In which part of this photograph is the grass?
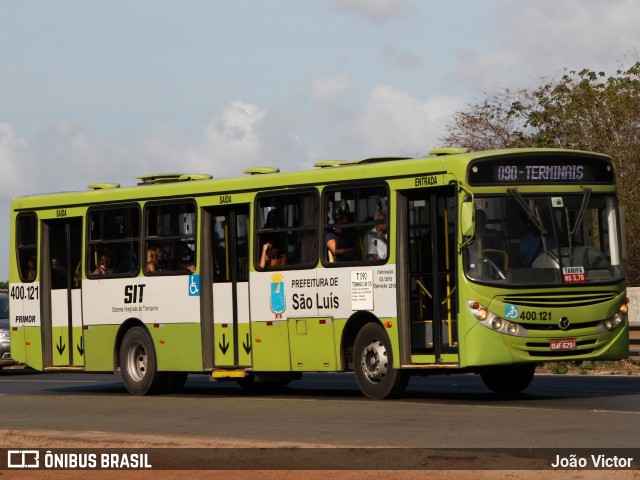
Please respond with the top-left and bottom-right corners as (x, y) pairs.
(541, 359), (640, 375)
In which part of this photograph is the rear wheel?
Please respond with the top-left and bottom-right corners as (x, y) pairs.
(480, 364), (536, 395)
(119, 326), (168, 395)
(353, 322), (408, 399)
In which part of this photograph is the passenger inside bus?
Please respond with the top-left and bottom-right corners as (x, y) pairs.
(325, 209), (356, 262)
(146, 245), (160, 272)
(366, 211), (388, 260)
(93, 249), (114, 275)
(26, 254), (37, 281)
(174, 242), (196, 273)
(259, 209), (285, 268)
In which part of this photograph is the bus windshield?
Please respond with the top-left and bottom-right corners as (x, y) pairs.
(463, 192), (624, 286)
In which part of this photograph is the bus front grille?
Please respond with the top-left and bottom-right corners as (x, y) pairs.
(501, 291), (616, 308)
(520, 321), (601, 331)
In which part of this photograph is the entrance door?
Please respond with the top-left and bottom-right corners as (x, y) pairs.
(202, 206), (251, 368)
(41, 218), (84, 367)
(399, 186), (458, 363)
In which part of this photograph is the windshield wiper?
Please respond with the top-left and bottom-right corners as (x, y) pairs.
(563, 187), (591, 266)
(569, 187), (592, 237)
(507, 188), (547, 235)
(507, 188), (552, 260)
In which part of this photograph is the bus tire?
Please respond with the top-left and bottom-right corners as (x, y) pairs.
(119, 326), (167, 395)
(480, 364), (536, 395)
(353, 322), (408, 399)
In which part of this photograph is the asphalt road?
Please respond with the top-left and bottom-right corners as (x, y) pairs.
(1, 368), (639, 451)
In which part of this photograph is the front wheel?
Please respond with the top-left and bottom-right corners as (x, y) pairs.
(119, 326), (168, 395)
(480, 364), (536, 395)
(353, 322), (408, 399)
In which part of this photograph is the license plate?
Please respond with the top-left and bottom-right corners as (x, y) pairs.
(550, 338), (577, 351)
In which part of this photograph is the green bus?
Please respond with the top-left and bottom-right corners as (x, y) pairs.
(8, 147), (628, 398)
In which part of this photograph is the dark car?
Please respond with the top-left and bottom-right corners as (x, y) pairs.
(0, 291), (17, 369)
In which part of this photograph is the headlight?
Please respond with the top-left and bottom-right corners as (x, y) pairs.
(0, 330), (9, 340)
(468, 301), (527, 337)
(597, 310), (626, 333)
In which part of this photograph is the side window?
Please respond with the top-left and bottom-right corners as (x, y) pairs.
(322, 184), (389, 265)
(144, 202), (197, 275)
(255, 191), (318, 270)
(87, 206), (140, 277)
(17, 213), (38, 282)
(212, 211), (249, 283)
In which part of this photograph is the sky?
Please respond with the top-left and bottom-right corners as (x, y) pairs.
(1, 0), (639, 280)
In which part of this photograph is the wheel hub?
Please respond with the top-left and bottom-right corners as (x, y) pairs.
(126, 342), (147, 382)
(360, 339), (388, 383)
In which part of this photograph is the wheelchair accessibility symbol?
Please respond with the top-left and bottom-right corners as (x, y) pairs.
(505, 304), (519, 319)
(189, 274), (200, 296)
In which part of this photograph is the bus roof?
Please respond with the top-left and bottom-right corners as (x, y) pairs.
(11, 147), (613, 210)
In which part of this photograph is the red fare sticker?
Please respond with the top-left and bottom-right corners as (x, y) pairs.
(562, 266), (585, 283)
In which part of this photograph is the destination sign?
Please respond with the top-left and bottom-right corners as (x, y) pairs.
(467, 154), (615, 186)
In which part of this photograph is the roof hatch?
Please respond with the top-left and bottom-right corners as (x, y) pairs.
(428, 147), (470, 156)
(88, 183), (120, 190)
(244, 167), (280, 175)
(314, 157), (411, 168)
(136, 173), (213, 185)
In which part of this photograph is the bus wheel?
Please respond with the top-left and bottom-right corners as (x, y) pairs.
(119, 326), (166, 395)
(353, 323), (408, 399)
(480, 364), (536, 395)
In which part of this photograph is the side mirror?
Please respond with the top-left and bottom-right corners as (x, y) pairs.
(460, 201), (474, 237)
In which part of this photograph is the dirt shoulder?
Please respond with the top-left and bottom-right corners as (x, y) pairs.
(1, 429), (639, 480)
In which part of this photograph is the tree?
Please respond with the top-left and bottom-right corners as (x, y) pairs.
(441, 63), (640, 284)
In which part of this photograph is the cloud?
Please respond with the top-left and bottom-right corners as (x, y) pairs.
(451, 0), (640, 92)
(328, 0), (411, 22)
(453, 48), (524, 91)
(0, 123), (39, 280)
(0, 86), (464, 197)
(347, 85), (465, 156)
(309, 76), (350, 106)
(501, 0), (640, 70)
(186, 101), (280, 176)
(382, 45), (422, 69)
(0, 123), (36, 198)
(304, 80), (465, 159)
